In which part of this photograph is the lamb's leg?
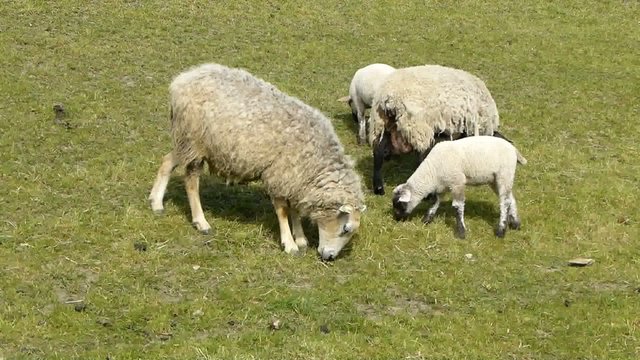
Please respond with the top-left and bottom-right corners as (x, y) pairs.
(373, 132), (389, 195)
(185, 160), (211, 234)
(289, 208), (308, 254)
(451, 186), (466, 239)
(507, 193), (521, 230)
(272, 197), (300, 255)
(149, 151), (178, 214)
(422, 193), (441, 225)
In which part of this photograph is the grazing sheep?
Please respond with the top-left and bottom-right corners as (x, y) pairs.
(338, 63), (396, 145)
(368, 64), (505, 195)
(148, 63), (366, 261)
(392, 136), (527, 239)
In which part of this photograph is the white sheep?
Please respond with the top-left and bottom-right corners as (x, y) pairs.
(392, 136), (527, 239)
(148, 63), (366, 261)
(368, 64), (506, 195)
(338, 63), (396, 145)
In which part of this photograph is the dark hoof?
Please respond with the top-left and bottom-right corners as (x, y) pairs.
(509, 220), (521, 230)
(422, 214), (435, 225)
(455, 228), (466, 239)
(294, 247), (306, 256)
(495, 227), (506, 238)
(199, 229), (210, 235)
(153, 209), (164, 216)
(374, 186), (385, 195)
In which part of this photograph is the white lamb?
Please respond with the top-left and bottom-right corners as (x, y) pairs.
(392, 136), (527, 239)
(338, 63), (396, 144)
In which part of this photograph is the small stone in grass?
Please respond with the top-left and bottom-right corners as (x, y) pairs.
(269, 319), (281, 330)
(568, 258), (594, 267)
(320, 324), (330, 334)
(97, 318), (112, 327)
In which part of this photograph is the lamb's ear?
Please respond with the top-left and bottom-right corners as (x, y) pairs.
(339, 205), (354, 214)
(398, 188), (411, 203)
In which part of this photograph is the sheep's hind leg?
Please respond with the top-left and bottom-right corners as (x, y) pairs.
(507, 193), (521, 230)
(185, 160), (211, 234)
(149, 151), (178, 214)
(451, 186), (466, 239)
(422, 193), (441, 225)
(495, 193), (511, 238)
(289, 207), (308, 255)
(272, 198), (300, 256)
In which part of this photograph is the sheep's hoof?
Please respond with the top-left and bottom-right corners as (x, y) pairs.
(285, 247), (301, 257)
(153, 209), (164, 216)
(373, 186), (385, 195)
(508, 219), (521, 230)
(192, 222), (211, 235)
(495, 227), (506, 238)
(455, 230), (466, 239)
(422, 213), (435, 225)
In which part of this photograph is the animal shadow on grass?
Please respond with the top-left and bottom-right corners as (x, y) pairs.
(356, 152), (420, 194)
(163, 176), (320, 248)
(401, 198), (501, 237)
(335, 112), (358, 134)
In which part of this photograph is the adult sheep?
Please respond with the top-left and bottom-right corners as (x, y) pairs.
(148, 63), (366, 261)
(338, 63), (396, 145)
(368, 64), (508, 195)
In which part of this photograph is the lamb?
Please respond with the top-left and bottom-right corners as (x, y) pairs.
(368, 64), (508, 195)
(338, 63), (396, 145)
(392, 136), (527, 239)
(148, 63), (366, 261)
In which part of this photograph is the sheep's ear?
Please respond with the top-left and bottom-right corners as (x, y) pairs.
(358, 205), (367, 213)
(398, 189), (411, 203)
(339, 205), (354, 214)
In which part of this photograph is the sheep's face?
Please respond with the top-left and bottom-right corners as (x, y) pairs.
(316, 205), (366, 261)
(392, 185), (413, 221)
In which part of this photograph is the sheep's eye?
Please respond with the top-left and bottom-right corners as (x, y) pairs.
(340, 223), (352, 235)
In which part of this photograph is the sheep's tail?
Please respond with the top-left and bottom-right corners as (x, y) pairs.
(515, 148), (527, 165)
(337, 96), (351, 106)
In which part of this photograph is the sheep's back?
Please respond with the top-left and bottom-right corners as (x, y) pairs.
(169, 64), (343, 183)
(369, 65), (500, 152)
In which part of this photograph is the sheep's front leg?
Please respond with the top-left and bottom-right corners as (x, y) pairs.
(149, 151), (178, 214)
(421, 193), (441, 225)
(272, 198), (300, 256)
(372, 133), (389, 195)
(289, 208), (308, 254)
(451, 186), (466, 239)
(185, 160), (211, 234)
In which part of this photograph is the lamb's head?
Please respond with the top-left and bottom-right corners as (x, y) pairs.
(316, 204), (366, 261)
(392, 184), (416, 221)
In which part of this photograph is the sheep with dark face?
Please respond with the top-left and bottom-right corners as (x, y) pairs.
(368, 65), (505, 195)
(149, 63), (366, 261)
(392, 136), (527, 239)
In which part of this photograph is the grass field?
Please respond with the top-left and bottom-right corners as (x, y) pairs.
(1, 1), (639, 359)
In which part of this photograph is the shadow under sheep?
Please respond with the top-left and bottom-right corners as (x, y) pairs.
(162, 176), (321, 248)
(392, 197), (503, 236)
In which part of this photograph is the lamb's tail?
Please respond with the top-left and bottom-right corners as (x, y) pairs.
(515, 148), (527, 165)
(337, 95), (351, 103)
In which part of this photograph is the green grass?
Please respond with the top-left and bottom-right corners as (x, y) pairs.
(1, 0), (639, 359)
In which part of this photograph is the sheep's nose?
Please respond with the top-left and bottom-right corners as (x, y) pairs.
(320, 248), (337, 261)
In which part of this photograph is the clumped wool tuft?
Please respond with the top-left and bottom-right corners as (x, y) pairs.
(168, 63), (365, 220)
